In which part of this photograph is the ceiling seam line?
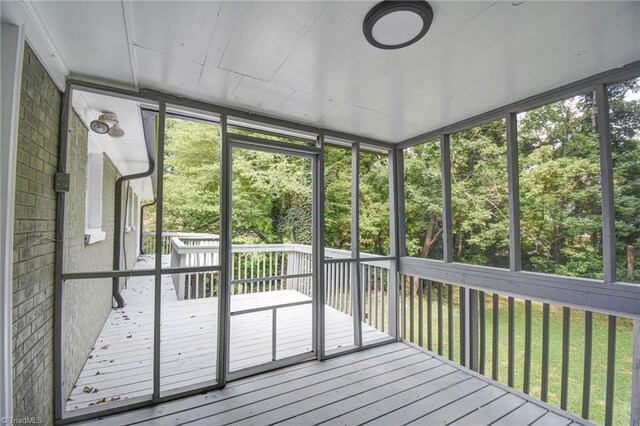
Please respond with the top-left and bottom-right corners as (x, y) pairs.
(198, 1), (223, 82)
(267, 1), (331, 83)
(121, 0), (139, 88)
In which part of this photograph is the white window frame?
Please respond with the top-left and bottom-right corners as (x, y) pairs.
(125, 188), (136, 233)
(85, 151), (106, 244)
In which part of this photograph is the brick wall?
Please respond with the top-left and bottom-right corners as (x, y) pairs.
(12, 42), (140, 422)
(12, 42), (61, 425)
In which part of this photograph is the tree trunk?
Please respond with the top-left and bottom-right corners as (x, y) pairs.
(420, 213), (442, 259)
(552, 224), (561, 262)
(628, 245), (635, 278)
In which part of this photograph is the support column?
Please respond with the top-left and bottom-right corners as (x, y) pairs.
(217, 115), (231, 384)
(440, 134), (453, 263)
(351, 142), (362, 347)
(314, 134), (326, 359)
(596, 84), (616, 284)
(388, 147), (402, 339)
(152, 102), (166, 398)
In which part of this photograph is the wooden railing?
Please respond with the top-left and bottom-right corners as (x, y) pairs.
(142, 231), (219, 255)
(399, 273), (640, 426)
(167, 235), (392, 336)
(323, 259), (392, 336)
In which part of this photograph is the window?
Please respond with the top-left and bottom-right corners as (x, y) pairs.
(132, 193), (139, 231)
(84, 152), (105, 244)
(518, 93), (602, 279)
(609, 77), (640, 284)
(451, 120), (509, 268)
(403, 139), (443, 260)
(359, 149), (390, 256)
(125, 187), (136, 232)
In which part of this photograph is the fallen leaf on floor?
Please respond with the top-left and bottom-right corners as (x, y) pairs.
(191, 315), (196, 318)
(95, 398), (107, 404)
(126, 335), (132, 338)
(95, 371), (101, 376)
(100, 345), (110, 350)
(82, 386), (94, 394)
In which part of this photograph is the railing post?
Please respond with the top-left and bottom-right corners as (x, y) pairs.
(467, 288), (478, 371)
(272, 307), (277, 361)
(178, 251), (186, 300)
(632, 319), (640, 426)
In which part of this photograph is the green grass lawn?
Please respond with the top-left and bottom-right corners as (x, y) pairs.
(401, 287), (634, 426)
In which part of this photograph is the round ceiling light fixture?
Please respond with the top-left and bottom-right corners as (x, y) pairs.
(363, 0), (433, 50)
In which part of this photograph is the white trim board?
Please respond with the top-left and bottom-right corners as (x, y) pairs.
(0, 19), (26, 422)
(1, 0), (68, 91)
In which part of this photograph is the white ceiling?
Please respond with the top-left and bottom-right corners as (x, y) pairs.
(21, 1), (640, 142)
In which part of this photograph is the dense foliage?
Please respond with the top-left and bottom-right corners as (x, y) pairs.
(148, 78), (639, 281)
(404, 79), (640, 281)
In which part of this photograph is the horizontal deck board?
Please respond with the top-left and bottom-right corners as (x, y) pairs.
(72, 257), (588, 426)
(86, 341), (588, 426)
(492, 402), (549, 426)
(136, 350), (424, 425)
(97, 344), (407, 425)
(452, 393), (526, 425)
(68, 278), (388, 410)
(530, 412), (574, 426)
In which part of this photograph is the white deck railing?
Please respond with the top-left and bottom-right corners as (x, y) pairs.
(142, 231), (219, 255)
(166, 234), (391, 324)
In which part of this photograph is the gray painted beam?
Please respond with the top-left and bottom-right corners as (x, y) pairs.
(217, 114), (231, 385)
(54, 81), (73, 420)
(351, 142), (362, 348)
(153, 102), (166, 398)
(315, 134), (326, 359)
(596, 84), (616, 284)
(400, 256), (640, 318)
(440, 135), (453, 263)
(506, 113), (521, 272)
(387, 147), (401, 338)
(227, 133), (321, 156)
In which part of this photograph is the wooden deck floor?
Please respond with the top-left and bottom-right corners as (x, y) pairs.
(67, 256), (389, 411)
(84, 342), (589, 426)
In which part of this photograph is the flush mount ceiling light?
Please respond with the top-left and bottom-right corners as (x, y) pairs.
(363, 0), (433, 50)
(90, 111), (125, 138)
